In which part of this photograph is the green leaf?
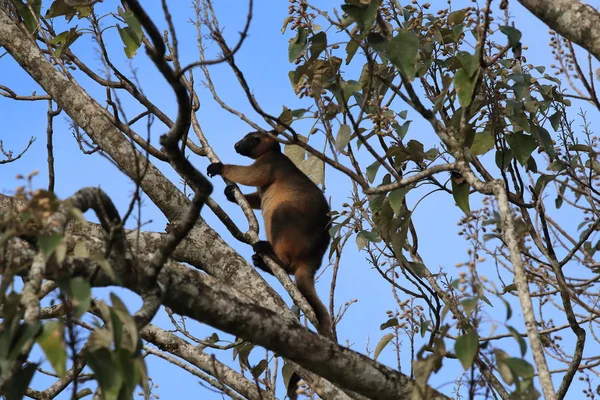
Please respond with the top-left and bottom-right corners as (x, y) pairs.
(504, 357), (534, 379)
(456, 51), (478, 77)
(291, 108), (309, 118)
(454, 330), (479, 369)
(336, 124), (351, 151)
(251, 359), (268, 378)
(366, 161), (381, 183)
(309, 32), (327, 60)
(419, 318), (431, 338)
(91, 254), (117, 282)
(412, 352), (444, 399)
(328, 236), (341, 259)
(10, 0), (38, 33)
(368, 31), (419, 80)
(454, 68), (479, 107)
(388, 186), (410, 215)
(463, 124), (476, 149)
(345, 39), (360, 64)
(392, 120), (411, 139)
(534, 174), (555, 196)
(499, 26), (522, 49)
(205, 333), (220, 344)
(279, 106), (293, 126)
(45, 0), (90, 20)
(6, 363), (37, 400)
(447, 9), (467, 26)
(289, 28), (308, 62)
(66, 277), (91, 318)
(461, 297), (479, 315)
(470, 131), (494, 155)
(549, 160), (566, 172)
(503, 283), (517, 293)
(380, 318), (399, 330)
(134, 357), (149, 397)
(360, 230), (380, 242)
(8, 322), (42, 361)
(121, 10), (143, 43)
(46, 0), (76, 19)
(495, 149), (513, 170)
(406, 261), (426, 277)
(110, 294), (138, 354)
(117, 26), (142, 59)
(85, 348), (122, 400)
(233, 341), (255, 366)
(282, 362), (296, 390)
(76, 389), (93, 399)
(356, 232), (368, 250)
(498, 296), (513, 320)
(369, 194), (385, 213)
(425, 147), (439, 160)
(507, 326), (527, 357)
(527, 157), (538, 172)
(284, 135), (308, 166)
(530, 124), (555, 160)
(281, 16), (292, 33)
(451, 180), (470, 214)
(374, 333), (394, 360)
(73, 5), (91, 17)
(391, 218), (410, 256)
(406, 140), (426, 163)
(555, 182), (567, 209)
(549, 111), (561, 131)
(38, 234), (64, 257)
(505, 132), (537, 165)
(299, 154), (325, 186)
(494, 350), (514, 385)
(526, 156), (538, 172)
(37, 321), (67, 377)
(341, 0), (380, 32)
(115, 351), (138, 400)
(27, 0), (42, 16)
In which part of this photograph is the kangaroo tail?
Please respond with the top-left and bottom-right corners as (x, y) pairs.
(294, 263), (332, 338)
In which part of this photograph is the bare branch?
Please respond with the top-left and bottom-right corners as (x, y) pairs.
(0, 84), (50, 100)
(179, 0), (253, 74)
(142, 324), (274, 400)
(0, 137), (36, 165)
(365, 163), (457, 194)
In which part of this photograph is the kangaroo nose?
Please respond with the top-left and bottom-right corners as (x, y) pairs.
(234, 142), (241, 151)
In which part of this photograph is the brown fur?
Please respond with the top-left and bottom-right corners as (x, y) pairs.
(208, 130), (333, 339)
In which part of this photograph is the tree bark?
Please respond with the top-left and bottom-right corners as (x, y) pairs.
(3, 235), (452, 400)
(0, 5), (452, 399)
(0, 5), (288, 318)
(516, 0), (600, 61)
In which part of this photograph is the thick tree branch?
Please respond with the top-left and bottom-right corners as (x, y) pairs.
(517, 0), (600, 61)
(4, 237), (449, 400)
(0, 193), (351, 399)
(0, 5), (293, 332)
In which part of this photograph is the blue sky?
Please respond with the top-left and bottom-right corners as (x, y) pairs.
(1, 0), (598, 398)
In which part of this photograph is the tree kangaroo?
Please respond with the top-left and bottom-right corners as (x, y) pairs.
(206, 130), (333, 339)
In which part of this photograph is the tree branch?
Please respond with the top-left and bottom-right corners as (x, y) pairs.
(4, 237), (450, 400)
(516, 0), (600, 62)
